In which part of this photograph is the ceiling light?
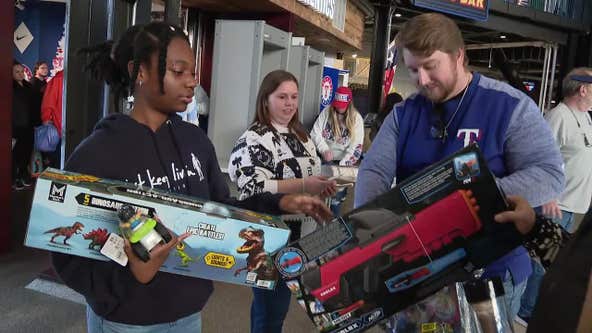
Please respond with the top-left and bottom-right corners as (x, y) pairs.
(352, 54), (357, 58)
(394, 13), (402, 18)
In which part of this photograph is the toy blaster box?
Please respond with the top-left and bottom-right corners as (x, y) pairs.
(274, 144), (523, 332)
(25, 168), (291, 290)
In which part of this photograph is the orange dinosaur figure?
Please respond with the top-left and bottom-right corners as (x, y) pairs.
(44, 222), (85, 245)
(233, 227), (277, 281)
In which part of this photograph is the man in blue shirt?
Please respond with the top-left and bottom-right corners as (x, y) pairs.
(355, 13), (564, 320)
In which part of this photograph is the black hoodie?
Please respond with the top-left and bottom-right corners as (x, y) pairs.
(51, 114), (283, 325)
(12, 80), (34, 130)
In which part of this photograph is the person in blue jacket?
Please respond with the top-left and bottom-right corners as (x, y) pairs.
(51, 22), (331, 333)
(355, 13), (564, 320)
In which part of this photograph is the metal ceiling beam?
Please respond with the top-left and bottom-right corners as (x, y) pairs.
(469, 66), (556, 82)
(466, 41), (551, 50)
(463, 30), (503, 40)
(470, 58), (545, 65)
(389, 3), (570, 45)
(352, 0), (375, 19)
(472, 14), (568, 45)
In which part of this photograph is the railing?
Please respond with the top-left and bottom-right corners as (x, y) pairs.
(506, 0), (586, 19)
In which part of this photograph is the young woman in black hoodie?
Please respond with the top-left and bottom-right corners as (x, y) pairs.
(51, 22), (331, 333)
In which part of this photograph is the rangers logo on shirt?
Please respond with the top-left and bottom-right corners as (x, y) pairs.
(457, 129), (481, 147)
(321, 76), (333, 106)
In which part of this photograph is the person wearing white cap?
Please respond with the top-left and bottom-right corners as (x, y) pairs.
(517, 67), (592, 325)
(540, 67), (592, 231)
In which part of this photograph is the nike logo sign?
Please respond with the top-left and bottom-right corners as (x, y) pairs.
(16, 35), (26, 41)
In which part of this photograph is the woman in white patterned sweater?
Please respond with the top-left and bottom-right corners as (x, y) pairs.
(228, 70), (336, 333)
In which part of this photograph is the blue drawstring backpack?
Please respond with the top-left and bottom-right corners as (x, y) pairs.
(34, 124), (60, 152)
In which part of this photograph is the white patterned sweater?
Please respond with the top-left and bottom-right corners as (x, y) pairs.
(228, 122), (321, 201)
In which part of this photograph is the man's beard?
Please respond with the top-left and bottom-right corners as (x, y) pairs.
(420, 84), (452, 103)
(419, 66), (458, 103)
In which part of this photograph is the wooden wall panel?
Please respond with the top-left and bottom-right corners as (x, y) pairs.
(0, 0), (14, 253)
(271, 0), (365, 50)
(183, 0), (365, 51)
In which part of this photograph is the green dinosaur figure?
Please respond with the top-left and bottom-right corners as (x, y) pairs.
(176, 243), (194, 267)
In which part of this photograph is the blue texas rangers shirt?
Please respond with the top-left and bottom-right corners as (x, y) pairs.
(356, 72), (565, 284)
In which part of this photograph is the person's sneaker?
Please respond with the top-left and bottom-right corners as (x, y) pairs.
(12, 179), (25, 191)
(515, 315), (529, 327)
(22, 177), (33, 187)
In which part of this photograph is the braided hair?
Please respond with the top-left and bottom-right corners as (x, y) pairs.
(78, 22), (189, 113)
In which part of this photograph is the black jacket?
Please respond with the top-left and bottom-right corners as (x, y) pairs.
(12, 80), (34, 129)
(30, 77), (46, 126)
(52, 114), (283, 325)
(528, 211), (592, 332)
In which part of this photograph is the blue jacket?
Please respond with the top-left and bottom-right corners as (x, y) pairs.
(355, 73), (564, 283)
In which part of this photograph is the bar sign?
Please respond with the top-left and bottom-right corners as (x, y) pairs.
(413, 0), (489, 21)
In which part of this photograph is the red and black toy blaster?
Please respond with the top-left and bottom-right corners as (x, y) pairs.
(300, 190), (481, 308)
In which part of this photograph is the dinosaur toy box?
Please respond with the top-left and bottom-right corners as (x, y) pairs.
(273, 144), (523, 332)
(25, 168), (290, 290)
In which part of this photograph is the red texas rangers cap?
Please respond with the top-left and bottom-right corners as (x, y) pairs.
(332, 86), (352, 109)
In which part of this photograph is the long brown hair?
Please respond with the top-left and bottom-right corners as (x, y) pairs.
(254, 70), (309, 142)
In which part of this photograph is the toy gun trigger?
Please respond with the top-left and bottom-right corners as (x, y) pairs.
(362, 252), (392, 295)
(362, 236), (407, 294)
(381, 235), (406, 253)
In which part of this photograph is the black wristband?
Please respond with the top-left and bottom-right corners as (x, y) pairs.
(524, 214), (548, 242)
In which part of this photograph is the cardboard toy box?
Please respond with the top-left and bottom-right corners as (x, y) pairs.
(273, 145), (523, 332)
(385, 284), (464, 333)
(25, 168), (291, 290)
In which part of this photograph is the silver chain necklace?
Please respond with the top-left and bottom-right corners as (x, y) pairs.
(431, 83), (470, 143)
